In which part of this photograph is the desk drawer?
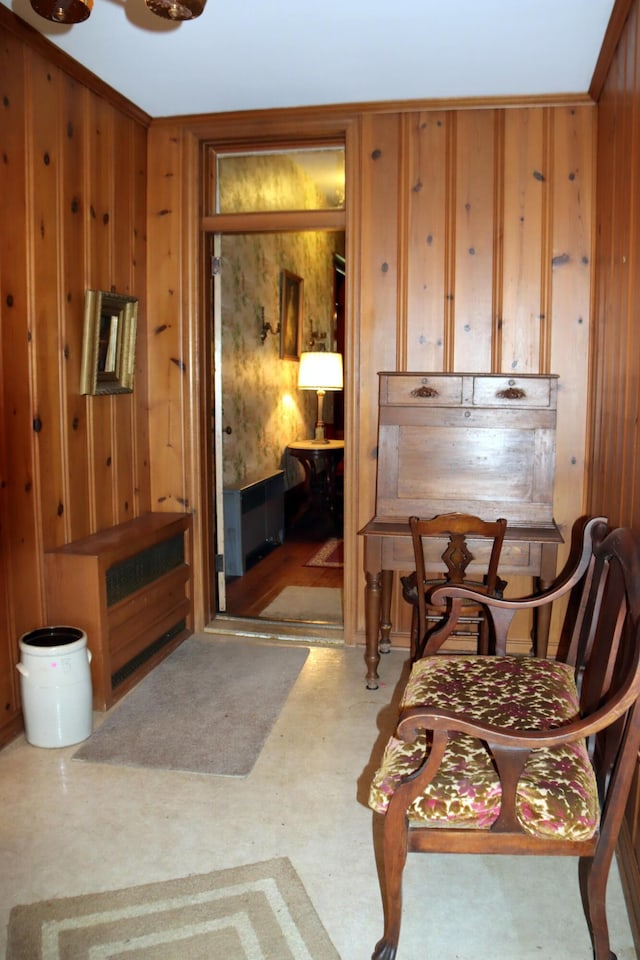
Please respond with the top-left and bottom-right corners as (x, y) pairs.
(471, 375), (554, 408)
(384, 537), (541, 578)
(382, 375), (464, 406)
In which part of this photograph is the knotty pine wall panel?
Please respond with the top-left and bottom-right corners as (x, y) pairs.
(590, 0), (640, 533)
(405, 111), (448, 371)
(451, 110), (497, 372)
(500, 108), (546, 372)
(146, 101), (595, 644)
(88, 96), (117, 531)
(0, 28), (32, 740)
(369, 104), (593, 642)
(0, 14), (150, 744)
(589, 1), (640, 941)
(356, 113), (403, 532)
(61, 76), (92, 542)
(146, 123), (192, 514)
(549, 106), (593, 545)
(30, 53), (67, 558)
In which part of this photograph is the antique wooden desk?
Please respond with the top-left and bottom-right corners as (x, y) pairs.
(360, 372), (562, 689)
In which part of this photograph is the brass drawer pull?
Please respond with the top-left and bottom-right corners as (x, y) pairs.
(410, 386), (439, 399)
(496, 387), (526, 400)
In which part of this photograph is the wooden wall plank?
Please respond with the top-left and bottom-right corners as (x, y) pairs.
(500, 108), (546, 373)
(356, 113), (402, 537)
(87, 96), (116, 531)
(28, 51), (65, 558)
(146, 124), (189, 512)
(549, 105), (594, 555)
(61, 75), (91, 543)
(451, 110), (497, 371)
(405, 111), (448, 371)
(112, 112), (136, 523)
(0, 32), (43, 641)
(131, 121), (151, 519)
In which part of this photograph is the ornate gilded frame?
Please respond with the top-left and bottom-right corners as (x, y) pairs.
(80, 289), (138, 395)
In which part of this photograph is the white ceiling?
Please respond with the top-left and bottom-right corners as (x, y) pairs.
(1, 0), (616, 119)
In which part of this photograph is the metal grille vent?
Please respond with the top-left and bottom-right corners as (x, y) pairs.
(106, 535), (185, 607)
(111, 619), (186, 689)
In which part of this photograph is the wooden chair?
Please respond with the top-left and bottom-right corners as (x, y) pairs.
(400, 513), (507, 659)
(369, 515), (640, 960)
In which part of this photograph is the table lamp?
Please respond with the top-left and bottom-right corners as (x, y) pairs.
(297, 351), (343, 444)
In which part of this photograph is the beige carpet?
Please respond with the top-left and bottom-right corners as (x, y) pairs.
(259, 586), (343, 623)
(73, 636), (309, 776)
(6, 857), (341, 960)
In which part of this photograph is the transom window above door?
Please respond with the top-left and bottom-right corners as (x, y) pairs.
(209, 146), (345, 215)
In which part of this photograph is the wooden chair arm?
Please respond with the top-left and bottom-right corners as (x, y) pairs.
(430, 515), (608, 612)
(423, 516), (609, 656)
(396, 660), (640, 748)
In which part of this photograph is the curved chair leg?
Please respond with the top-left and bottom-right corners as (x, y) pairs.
(579, 854), (617, 960)
(372, 810), (409, 960)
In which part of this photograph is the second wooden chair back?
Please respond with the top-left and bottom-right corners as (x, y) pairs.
(405, 512), (507, 659)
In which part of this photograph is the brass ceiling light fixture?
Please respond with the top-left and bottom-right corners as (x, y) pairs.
(30, 0), (92, 23)
(144, 0), (206, 18)
(29, 0), (206, 21)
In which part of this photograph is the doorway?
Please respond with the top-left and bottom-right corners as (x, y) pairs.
(212, 229), (346, 626)
(202, 142), (347, 631)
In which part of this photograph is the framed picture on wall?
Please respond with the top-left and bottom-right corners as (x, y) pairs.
(279, 270), (303, 360)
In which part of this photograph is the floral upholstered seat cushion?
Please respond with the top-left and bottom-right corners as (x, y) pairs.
(369, 656), (599, 841)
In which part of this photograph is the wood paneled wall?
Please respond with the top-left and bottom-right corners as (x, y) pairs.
(147, 100), (594, 646)
(589, 0), (640, 945)
(0, 11), (150, 745)
(590, 0), (640, 531)
(0, 6), (600, 742)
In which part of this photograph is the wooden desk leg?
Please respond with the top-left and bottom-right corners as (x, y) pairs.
(365, 570), (382, 689)
(379, 569), (393, 654)
(534, 542), (559, 659)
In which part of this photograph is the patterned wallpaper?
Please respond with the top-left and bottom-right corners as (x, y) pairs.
(220, 156), (344, 490)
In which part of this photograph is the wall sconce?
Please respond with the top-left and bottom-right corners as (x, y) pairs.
(259, 306), (280, 344)
(308, 327), (328, 350)
(297, 351), (343, 444)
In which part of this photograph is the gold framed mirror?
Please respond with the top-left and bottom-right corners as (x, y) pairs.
(80, 289), (138, 395)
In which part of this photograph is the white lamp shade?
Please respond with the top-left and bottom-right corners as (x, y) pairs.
(297, 351), (343, 391)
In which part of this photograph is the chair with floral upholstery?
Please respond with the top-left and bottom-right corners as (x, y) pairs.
(369, 515), (640, 960)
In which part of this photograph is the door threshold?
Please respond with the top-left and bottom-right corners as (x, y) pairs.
(204, 614), (344, 646)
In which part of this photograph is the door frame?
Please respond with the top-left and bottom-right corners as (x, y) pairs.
(147, 116), (361, 645)
(199, 135), (355, 635)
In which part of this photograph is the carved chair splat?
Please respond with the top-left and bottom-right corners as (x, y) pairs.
(401, 513), (507, 659)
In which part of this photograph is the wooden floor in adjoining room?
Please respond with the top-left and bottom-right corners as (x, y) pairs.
(224, 534), (343, 620)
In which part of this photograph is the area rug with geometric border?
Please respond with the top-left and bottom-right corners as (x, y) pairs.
(72, 636), (309, 777)
(6, 857), (342, 960)
(304, 538), (344, 568)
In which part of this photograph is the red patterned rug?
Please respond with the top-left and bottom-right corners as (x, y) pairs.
(304, 538), (344, 568)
